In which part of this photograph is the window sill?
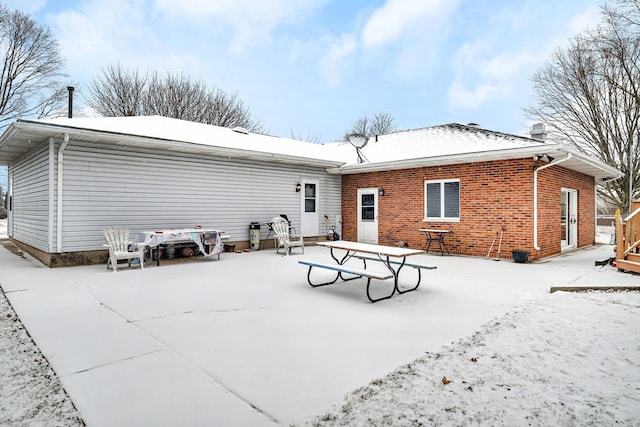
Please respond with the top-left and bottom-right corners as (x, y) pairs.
(423, 217), (460, 223)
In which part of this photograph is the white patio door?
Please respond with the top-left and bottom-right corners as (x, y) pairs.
(561, 188), (578, 250)
(300, 179), (319, 237)
(357, 188), (378, 244)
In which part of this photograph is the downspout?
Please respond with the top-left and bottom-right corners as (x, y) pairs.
(56, 133), (69, 253)
(48, 138), (55, 251)
(7, 172), (12, 237)
(533, 153), (571, 251)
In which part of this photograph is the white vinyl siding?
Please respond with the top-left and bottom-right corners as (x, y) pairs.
(424, 179), (460, 222)
(9, 142), (51, 251)
(56, 140), (341, 251)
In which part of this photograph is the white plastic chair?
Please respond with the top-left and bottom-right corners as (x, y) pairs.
(102, 226), (144, 271)
(272, 219), (304, 255)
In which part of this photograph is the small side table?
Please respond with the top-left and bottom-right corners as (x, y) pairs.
(418, 229), (452, 256)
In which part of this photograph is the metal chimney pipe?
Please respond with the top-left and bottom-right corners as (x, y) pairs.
(67, 86), (74, 118)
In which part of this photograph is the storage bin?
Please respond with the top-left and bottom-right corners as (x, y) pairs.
(512, 250), (529, 263)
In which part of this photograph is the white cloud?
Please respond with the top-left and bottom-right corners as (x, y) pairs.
(152, 0), (328, 54)
(49, 0), (156, 76)
(481, 50), (539, 81)
(447, 80), (508, 110)
(447, 39), (538, 110)
(320, 33), (357, 86)
(361, 0), (459, 49)
(353, 0), (462, 81)
(448, 1), (600, 109)
(569, 5), (601, 34)
(2, 0), (45, 14)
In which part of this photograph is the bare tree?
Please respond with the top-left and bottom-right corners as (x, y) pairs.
(86, 65), (263, 132)
(204, 89), (262, 131)
(289, 129), (321, 143)
(142, 71), (210, 121)
(343, 112), (398, 141)
(526, 0), (640, 214)
(0, 5), (67, 130)
(86, 64), (146, 117)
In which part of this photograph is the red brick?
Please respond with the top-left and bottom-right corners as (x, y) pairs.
(341, 159), (595, 261)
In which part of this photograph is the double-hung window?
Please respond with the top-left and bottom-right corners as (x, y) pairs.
(424, 179), (460, 221)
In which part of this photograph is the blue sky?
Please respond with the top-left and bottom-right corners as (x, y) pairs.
(6, 0), (602, 143)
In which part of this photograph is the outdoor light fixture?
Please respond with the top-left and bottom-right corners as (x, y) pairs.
(379, 188), (385, 196)
(295, 183), (301, 192)
(534, 154), (555, 163)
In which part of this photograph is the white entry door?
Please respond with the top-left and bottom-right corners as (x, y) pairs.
(357, 188), (378, 244)
(300, 180), (319, 237)
(561, 188), (578, 250)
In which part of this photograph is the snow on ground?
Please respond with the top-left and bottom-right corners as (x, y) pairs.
(0, 219), (638, 426)
(0, 288), (84, 426)
(1, 219), (81, 425)
(307, 291), (640, 426)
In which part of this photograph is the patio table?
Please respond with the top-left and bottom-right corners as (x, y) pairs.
(134, 228), (230, 266)
(418, 229), (452, 256)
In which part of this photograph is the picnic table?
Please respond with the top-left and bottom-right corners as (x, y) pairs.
(418, 229), (452, 256)
(134, 228), (230, 266)
(299, 240), (435, 302)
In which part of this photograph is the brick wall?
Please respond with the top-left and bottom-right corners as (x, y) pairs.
(537, 165), (595, 258)
(341, 158), (595, 260)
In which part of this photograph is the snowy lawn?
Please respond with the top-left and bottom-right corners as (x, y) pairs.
(0, 222), (638, 426)
(308, 291), (640, 426)
(0, 287), (83, 426)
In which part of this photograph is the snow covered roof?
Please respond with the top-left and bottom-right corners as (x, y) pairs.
(0, 116), (345, 168)
(329, 123), (622, 180)
(0, 117), (622, 180)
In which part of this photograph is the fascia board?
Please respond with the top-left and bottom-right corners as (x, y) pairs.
(328, 144), (623, 179)
(329, 146), (555, 174)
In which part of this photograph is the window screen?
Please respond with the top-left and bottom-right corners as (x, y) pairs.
(305, 183), (316, 213)
(443, 181), (459, 218)
(426, 183), (441, 218)
(425, 180), (459, 220)
(361, 193), (375, 220)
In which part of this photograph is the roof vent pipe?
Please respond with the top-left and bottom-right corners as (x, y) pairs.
(530, 122), (547, 140)
(67, 86), (74, 118)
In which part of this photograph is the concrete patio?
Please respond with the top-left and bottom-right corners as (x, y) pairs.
(0, 236), (636, 426)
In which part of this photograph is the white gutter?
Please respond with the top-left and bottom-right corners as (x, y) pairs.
(56, 133), (69, 253)
(330, 145), (556, 174)
(48, 138), (55, 251)
(533, 153), (571, 251)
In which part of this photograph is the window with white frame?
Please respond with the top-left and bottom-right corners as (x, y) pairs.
(424, 179), (460, 221)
